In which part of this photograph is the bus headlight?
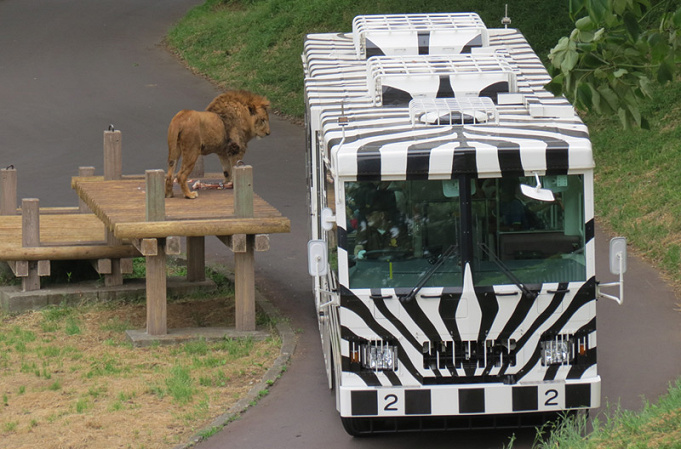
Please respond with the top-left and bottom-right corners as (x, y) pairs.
(541, 337), (573, 366)
(362, 341), (398, 371)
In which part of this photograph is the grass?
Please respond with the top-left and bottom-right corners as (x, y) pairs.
(167, 0), (681, 447)
(0, 263), (281, 448)
(166, 0), (573, 118)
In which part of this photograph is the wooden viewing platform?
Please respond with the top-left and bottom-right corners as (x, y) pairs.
(1, 166), (139, 291)
(2, 128), (291, 342)
(73, 163), (290, 338)
(72, 176), (289, 239)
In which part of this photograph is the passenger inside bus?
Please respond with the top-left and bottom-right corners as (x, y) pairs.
(353, 201), (410, 260)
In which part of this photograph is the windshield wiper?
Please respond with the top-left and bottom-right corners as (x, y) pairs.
(400, 245), (458, 304)
(478, 243), (537, 300)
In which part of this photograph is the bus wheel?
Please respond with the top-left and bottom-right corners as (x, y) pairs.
(341, 417), (370, 437)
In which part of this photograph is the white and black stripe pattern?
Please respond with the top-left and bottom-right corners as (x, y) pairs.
(305, 16), (599, 420)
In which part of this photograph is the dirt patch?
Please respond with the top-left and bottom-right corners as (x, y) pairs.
(0, 296), (281, 448)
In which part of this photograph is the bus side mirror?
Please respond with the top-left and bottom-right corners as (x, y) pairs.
(308, 240), (328, 276)
(598, 237), (627, 305)
(609, 237), (627, 275)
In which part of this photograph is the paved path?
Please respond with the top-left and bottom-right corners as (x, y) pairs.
(1, 2), (679, 448)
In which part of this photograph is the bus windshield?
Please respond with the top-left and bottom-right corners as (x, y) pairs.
(344, 175), (586, 290)
(345, 180), (463, 289)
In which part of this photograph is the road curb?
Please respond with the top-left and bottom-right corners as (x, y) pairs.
(175, 282), (298, 449)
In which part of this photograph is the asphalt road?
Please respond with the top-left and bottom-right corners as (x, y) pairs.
(1, 1), (679, 448)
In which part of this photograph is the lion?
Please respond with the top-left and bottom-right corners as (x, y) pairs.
(165, 90), (271, 199)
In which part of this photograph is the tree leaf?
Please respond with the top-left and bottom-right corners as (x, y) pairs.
(576, 82), (594, 109)
(623, 12), (640, 41)
(561, 47), (579, 73)
(613, 68), (628, 78)
(545, 74), (566, 96)
(570, 0), (587, 20)
(576, 16), (595, 31)
(674, 7), (681, 28)
(597, 85), (619, 111)
(657, 59), (674, 83)
(617, 107), (631, 130)
(588, 0), (610, 24)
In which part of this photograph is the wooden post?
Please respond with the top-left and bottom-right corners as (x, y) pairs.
(234, 165), (256, 332)
(102, 129), (124, 286)
(103, 129), (122, 181)
(145, 169), (167, 336)
(1, 167), (17, 216)
(186, 236), (205, 282)
(21, 198), (41, 291)
(78, 166), (95, 213)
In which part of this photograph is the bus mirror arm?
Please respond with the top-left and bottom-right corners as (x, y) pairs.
(597, 237), (627, 305)
(321, 207), (336, 231)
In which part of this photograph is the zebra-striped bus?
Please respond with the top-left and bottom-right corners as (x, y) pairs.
(304, 13), (625, 435)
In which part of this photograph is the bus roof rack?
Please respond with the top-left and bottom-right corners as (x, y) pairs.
(410, 97), (499, 126)
(352, 13), (489, 59)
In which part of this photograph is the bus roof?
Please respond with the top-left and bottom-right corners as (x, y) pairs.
(303, 17), (594, 180)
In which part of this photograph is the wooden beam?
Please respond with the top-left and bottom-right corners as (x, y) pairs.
(217, 234), (247, 253)
(91, 258), (112, 274)
(0, 244), (139, 261)
(113, 217), (290, 239)
(165, 236), (181, 255)
(8, 260), (28, 277)
(120, 257), (133, 274)
(255, 234), (270, 252)
(132, 238), (158, 256)
(37, 260), (50, 277)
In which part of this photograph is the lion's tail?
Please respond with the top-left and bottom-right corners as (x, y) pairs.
(167, 111), (186, 177)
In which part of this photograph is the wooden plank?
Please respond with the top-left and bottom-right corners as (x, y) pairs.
(0, 167), (17, 216)
(146, 244), (167, 336)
